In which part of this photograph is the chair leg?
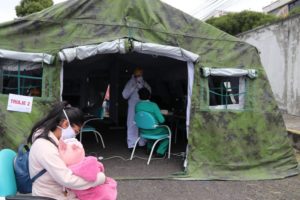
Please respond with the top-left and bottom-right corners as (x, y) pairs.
(147, 139), (161, 165)
(130, 137), (140, 160)
(94, 131), (105, 149)
(168, 136), (171, 159)
(93, 132), (99, 143)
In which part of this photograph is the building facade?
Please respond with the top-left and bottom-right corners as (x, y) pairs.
(239, 15), (300, 116)
(263, 0), (300, 16)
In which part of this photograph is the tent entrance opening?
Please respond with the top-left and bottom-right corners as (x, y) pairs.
(62, 52), (188, 155)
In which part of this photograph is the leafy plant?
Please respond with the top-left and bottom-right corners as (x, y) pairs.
(289, 6), (300, 16)
(206, 11), (278, 35)
(15, 0), (53, 17)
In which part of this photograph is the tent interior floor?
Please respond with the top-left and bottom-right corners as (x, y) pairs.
(79, 127), (187, 179)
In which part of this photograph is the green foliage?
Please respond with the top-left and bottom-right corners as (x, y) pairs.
(206, 11), (278, 35)
(15, 0), (53, 17)
(289, 6), (300, 16)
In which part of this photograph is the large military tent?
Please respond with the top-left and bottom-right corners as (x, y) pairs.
(0, 0), (298, 180)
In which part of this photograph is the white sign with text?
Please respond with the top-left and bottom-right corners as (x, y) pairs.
(7, 94), (33, 113)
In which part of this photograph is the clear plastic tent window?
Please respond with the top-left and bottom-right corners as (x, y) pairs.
(0, 59), (43, 97)
(200, 67), (257, 110)
(208, 76), (246, 110)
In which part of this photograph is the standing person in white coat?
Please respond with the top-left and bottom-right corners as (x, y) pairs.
(122, 67), (151, 151)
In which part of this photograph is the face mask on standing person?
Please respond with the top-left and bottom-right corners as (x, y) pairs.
(135, 76), (144, 88)
(135, 76), (143, 82)
(58, 110), (76, 140)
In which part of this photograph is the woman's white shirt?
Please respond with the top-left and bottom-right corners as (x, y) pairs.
(29, 131), (106, 200)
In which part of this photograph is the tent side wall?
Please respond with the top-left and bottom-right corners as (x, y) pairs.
(0, 64), (61, 149)
(186, 66), (298, 180)
(183, 37), (298, 179)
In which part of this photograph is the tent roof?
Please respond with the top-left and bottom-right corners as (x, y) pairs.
(0, 0), (241, 55)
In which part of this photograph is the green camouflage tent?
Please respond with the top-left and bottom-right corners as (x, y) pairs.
(0, 0), (298, 180)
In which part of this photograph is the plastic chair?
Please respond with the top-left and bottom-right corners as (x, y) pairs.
(80, 108), (105, 148)
(0, 149), (54, 200)
(130, 111), (172, 165)
(0, 149), (17, 197)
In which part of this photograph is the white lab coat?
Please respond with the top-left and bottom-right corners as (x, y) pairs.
(122, 75), (151, 148)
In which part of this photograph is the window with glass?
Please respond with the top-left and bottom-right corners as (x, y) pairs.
(0, 59), (43, 97)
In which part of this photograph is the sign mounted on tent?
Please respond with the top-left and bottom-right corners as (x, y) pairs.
(7, 94), (33, 113)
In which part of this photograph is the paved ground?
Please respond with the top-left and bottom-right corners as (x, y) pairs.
(117, 176), (300, 200)
(82, 115), (300, 200)
(283, 114), (300, 131)
(283, 114), (300, 150)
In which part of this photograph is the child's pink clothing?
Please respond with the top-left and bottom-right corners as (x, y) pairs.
(69, 156), (117, 200)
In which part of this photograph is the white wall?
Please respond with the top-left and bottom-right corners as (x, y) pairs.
(239, 15), (300, 116)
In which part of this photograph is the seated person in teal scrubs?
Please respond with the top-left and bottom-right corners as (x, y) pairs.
(135, 87), (169, 157)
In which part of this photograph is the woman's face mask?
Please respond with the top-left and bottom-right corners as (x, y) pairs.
(59, 123), (76, 140)
(135, 76), (143, 82)
(58, 110), (76, 140)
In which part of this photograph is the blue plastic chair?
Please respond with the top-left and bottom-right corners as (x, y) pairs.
(0, 149), (57, 200)
(0, 149), (17, 197)
(80, 108), (105, 148)
(130, 111), (172, 165)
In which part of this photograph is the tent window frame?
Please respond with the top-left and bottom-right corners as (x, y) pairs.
(208, 75), (246, 110)
(0, 60), (43, 97)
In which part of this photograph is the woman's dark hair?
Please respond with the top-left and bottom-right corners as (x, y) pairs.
(138, 87), (151, 100)
(27, 101), (84, 144)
